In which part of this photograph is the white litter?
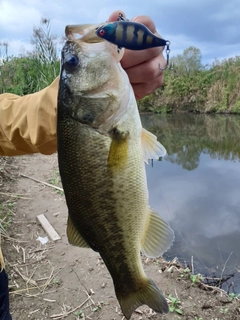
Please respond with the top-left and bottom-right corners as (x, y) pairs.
(37, 236), (49, 245)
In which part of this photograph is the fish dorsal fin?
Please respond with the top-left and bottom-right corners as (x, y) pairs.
(141, 207), (174, 258)
(67, 215), (89, 248)
(141, 128), (166, 163)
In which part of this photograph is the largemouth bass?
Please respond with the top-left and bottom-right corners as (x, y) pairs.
(57, 24), (174, 320)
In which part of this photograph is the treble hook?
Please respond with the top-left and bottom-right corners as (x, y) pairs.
(159, 41), (173, 71)
(117, 12), (129, 21)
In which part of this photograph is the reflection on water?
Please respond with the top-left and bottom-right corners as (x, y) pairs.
(141, 113), (240, 293)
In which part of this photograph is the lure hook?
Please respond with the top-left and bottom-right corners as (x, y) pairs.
(159, 41), (174, 71)
(117, 12), (129, 21)
(116, 13), (174, 72)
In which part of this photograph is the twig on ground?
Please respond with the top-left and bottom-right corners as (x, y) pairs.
(1, 233), (28, 242)
(83, 290), (95, 306)
(219, 251), (233, 287)
(191, 255), (194, 275)
(10, 283), (47, 295)
(50, 296), (92, 319)
(21, 247), (26, 264)
(200, 282), (228, 295)
(13, 266), (38, 287)
(20, 174), (63, 192)
(42, 266), (65, 293)
(0, 192), (31, 199)
(43, 298), (56, 302)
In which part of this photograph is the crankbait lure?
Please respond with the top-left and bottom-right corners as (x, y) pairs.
(95, 13), (172, 70)
(96, 21), (169, 50)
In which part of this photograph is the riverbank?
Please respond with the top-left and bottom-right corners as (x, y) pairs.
(138, 56), (240, 115)
(1, 154), (240, 319)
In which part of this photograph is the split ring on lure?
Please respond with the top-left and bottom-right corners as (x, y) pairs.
(95, 13), (172, 70)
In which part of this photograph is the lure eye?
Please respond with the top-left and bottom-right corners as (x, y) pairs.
(99, 29), (105, 36)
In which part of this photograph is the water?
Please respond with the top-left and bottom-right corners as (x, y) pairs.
(141, 113), (240, 294)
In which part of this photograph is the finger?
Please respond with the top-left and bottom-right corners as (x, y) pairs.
(121, 46), (163, 69)
(121, 15), (164, 69)
(107, 10), (126, 22)
(121, 44), (163, 68)
(132, 76), (164, 100)
(131, 15), (157, 33)
(125, 57), (164, 84)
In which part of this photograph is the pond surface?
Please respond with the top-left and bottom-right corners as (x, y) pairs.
(141, 113), (240, 294)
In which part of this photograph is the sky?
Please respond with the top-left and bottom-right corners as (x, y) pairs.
(0, 0), (240, 65)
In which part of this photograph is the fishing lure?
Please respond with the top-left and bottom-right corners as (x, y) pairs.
(95, 13), (171, 70)
(95, 20), (168, 50)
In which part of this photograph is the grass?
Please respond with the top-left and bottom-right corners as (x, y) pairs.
(190, 273), (203, 285)
(168, 294), (183, 315)
(49, 170), (64, 195)
(0, 201), (15, 233)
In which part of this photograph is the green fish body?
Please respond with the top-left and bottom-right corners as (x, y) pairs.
(57, 24), (174, 320)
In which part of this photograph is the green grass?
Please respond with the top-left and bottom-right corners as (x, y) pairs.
(0, 201), (16, 233)
(49, 170), (64, 195)
(168, 294), (183, 315)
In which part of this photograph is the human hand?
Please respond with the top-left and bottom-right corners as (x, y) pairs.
(108, 11), (166, 100)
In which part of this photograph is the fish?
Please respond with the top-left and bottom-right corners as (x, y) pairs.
(95, 21), (168, 50)
(57, 24), (174, 320)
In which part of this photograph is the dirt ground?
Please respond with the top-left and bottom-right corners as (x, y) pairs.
(1, 153), (240, 320)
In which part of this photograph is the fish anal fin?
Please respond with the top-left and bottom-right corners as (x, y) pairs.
(141, 128), (166, 163)
(116, 278), (169, 319)
(67, 215), (89, 248)
(141, 207), (174, 258)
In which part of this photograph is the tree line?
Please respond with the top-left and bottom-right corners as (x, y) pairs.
(138, 47), (240, 114)
(1, 18), (240, 114)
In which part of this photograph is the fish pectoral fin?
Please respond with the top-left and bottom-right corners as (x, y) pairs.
(116, 278), (169, 319)
(141, 128), (166, 163)
(108, 128), (129, 172)
(67, 215), (89, 248)
(141, 207), (174, 258)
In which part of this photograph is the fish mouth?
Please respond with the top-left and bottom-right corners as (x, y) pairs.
(65, 23), (105, 43)
(64, 23), (125, 63)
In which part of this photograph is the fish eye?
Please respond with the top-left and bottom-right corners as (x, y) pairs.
(64, 54), (80, 71)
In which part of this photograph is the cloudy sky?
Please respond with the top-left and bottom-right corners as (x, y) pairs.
(0, 0), (239, 65)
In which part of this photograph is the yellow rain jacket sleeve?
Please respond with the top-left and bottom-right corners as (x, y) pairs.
(0, 77), (59, 156)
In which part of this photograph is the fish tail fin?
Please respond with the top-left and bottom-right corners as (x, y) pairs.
(116, 278), (168, 319)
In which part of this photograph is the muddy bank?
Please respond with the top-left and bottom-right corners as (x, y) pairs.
(1, 154), (239, 319)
